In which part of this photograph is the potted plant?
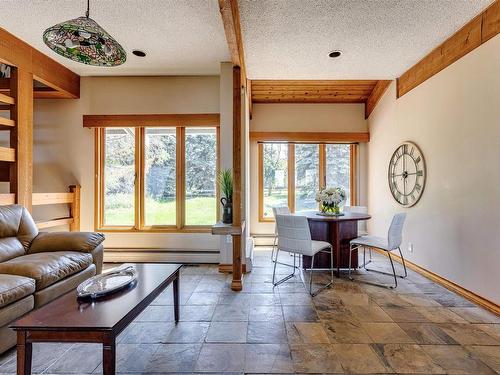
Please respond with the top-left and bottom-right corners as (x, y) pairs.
(217, 169), (233, 223)
(315, 186), (346, 216)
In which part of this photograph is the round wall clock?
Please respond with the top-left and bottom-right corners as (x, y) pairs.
(388, 141), (426, 207)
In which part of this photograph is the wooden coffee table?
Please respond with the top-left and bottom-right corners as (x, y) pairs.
(11, 263), (181, 375)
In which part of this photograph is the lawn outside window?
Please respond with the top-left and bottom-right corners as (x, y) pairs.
(95, 124), (219, 232)
(259, 142), (357, 222)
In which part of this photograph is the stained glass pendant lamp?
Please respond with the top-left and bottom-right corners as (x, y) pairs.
(43, 0), (126, 67)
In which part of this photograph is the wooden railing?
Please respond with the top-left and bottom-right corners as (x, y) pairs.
(0, 185), (81, 231)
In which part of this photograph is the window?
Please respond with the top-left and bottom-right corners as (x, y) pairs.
(103, 128), (136, 226)
(295, 144), (319, 212)
(326, 144), (352, 205)
(144, 128), (176, 226)
(185, 128), (217, 225)
(96, 125), (219, 231)
(259, 143), (357, 221)
(261, 143), (288, 219)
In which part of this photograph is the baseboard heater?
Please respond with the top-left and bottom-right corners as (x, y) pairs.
(103, 248), (220, 264)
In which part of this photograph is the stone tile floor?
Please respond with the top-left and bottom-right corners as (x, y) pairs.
(0, 247), (499, 374)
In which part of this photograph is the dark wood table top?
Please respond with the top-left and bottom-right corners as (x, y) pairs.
(295, 211), (371, 222)
(11, 263), (182, 331)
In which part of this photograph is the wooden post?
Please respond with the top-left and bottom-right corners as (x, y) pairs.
(231, 66), (242, 291)
(10, 68), (33, 211)
(69, 185), (81, 231)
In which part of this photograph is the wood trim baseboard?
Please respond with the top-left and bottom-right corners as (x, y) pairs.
(219, 263), (247, 273)
(373, 248), (500, 316)
(250, 131), (370, 143)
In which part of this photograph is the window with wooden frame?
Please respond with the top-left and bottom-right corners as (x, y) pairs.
(259, 142), (358, 222)
(93, 116), (220, 232)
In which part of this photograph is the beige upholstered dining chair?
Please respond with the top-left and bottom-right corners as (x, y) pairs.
(344, 205), (369, 235)
(348, 213), (407, 289)
(344, 205), (371, 266)
(273, 214), (334, 296)
(271, 206), (291, 263)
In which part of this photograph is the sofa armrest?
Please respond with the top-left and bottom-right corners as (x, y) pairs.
(28, 232), (105, 254)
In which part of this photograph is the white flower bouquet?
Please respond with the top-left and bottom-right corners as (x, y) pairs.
(315, 186), (346, 215)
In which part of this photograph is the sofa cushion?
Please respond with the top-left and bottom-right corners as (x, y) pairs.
(0, 237), (25, 263)
(0, 252), (93, 290)
(0, 274), (35, 308)
(35, 264), (96, 307)
(0, 205), (39, 263)
(29, 232), (105, 254)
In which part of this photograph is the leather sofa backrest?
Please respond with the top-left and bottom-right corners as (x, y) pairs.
(0, 205), (38, 262)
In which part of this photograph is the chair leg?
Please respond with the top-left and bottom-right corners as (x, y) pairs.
(330, 245), (334, 285)
(309, 254), (315, 295)
(358, 246), (372, 269)
(272, 249), (298, 287)
(397, 247), (408, 278)
(272, 248), (278, 285)
(272, 240), (301, 269)
(348, 244), (354, 281)
(308, 247), (334, 297)
(387, 252), (398, 289)
(365, 250), (407, 279)
(350, 247), (404, 289)
(271, 235), (277, 262)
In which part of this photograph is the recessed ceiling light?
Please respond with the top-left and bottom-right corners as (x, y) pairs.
(132, 50), (146, 57)
(329, 50), (342, 58)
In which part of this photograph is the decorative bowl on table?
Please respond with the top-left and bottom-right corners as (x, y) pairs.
(76, 265), (137, 299)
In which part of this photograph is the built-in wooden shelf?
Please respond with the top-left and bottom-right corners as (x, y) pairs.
(0, 93), (15, 105)
(0, 117), (15, 128)
(32, 192), (75, 205)
(0, 147), (16, 162)
(36, 217), (74, 230)
(211, 220), (246, 236)
(0, 193), (15, 205)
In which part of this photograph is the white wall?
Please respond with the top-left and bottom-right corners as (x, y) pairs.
(367, 35), (500, 303)
(34, 75), (224, 259)
(250, 103), (368, 236)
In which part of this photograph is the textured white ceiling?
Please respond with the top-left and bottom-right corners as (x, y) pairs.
(238, 0), (493, 79)
(0, 0), (230, 76)
(0, 0), (494, 79)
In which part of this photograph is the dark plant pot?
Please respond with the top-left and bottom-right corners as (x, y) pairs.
(221, 197), (233, 224)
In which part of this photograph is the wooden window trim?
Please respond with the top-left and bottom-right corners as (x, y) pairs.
(94, 123), (219, 233)
(288, 144), (296, 213)
(350, 144), (358, 206)
(84, 114), (220, 128)
(258, 141), (358, 222)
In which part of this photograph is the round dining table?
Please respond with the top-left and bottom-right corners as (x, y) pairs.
(295, 211), (371, 277)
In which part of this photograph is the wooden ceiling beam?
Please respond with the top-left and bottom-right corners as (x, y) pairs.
(0, 27), (80, 99)
(219, 0), (247, 84)
(397, 0), (499, 97)
(365, 80), (392, 119)
(250, 79), (381, 104)
(252, 80), (378, 86)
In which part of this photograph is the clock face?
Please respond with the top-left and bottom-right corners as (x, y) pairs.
(388, 141), (426, 207)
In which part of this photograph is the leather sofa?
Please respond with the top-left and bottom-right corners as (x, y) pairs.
(0, 205), (104, 353)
